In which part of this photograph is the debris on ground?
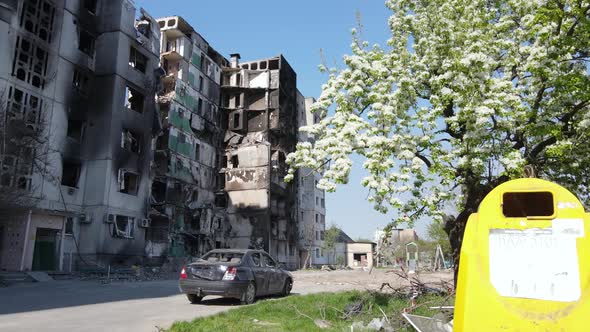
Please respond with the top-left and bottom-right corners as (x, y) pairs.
(314, 319), (332, 329)
(343, 301), (364, 318)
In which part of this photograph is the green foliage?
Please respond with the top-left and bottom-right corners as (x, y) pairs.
(426, 222), (452, 256)
(286, 0), (590, 228)
(167, 291), (453, 332)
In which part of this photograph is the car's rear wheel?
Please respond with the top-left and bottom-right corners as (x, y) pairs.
(187, 294), (203, 304)
(282, 278), (293, 296)
(241, 282), (256, 305)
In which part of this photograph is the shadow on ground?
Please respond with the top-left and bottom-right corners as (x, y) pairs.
(0, 279), (182, 315)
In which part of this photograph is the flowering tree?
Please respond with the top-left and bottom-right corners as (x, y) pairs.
(287, 0), (590, 279)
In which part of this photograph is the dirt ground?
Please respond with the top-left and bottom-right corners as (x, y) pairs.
(0, 269), (453, 332)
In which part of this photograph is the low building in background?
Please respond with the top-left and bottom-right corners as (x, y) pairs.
(329, 229), (376, 269)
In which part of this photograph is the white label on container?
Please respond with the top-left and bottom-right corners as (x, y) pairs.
(552, 218), (584, 238)
(489, 229), (580, 302)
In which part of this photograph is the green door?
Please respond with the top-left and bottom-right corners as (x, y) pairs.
(32, 228), (58, 271)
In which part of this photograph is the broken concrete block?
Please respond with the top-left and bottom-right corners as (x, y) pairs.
(26, 272), (54, 282)
(314, 319), (331, 329)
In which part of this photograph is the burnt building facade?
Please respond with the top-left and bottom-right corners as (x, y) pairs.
(149, 16), (229, 259)
(0, 0), (161, 271)
(221, 54), (300, 268)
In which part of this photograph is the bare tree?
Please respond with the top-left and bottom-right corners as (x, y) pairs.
(0, 88), (53, 219)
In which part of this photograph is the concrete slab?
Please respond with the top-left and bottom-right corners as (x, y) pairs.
(26, 272), (54, 282)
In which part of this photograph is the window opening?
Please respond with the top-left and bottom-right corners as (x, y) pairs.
(78, 29), (95, 56)
(61, 161), (81, 187)
(129, 47), (147, 73)
(113, 215), (134, 238)
(121, 129), (141, 153)
(118, 170), (139, 195)
(125, 86), (144, 113)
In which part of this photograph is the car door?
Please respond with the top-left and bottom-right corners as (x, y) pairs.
(250, 252), (269, 295)
(262, 253), (281, 294)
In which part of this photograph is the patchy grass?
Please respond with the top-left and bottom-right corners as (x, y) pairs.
(167, 291), (453, 332)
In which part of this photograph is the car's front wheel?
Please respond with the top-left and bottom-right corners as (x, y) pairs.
(187, 294), (203, 304)
(282, 278), (292, 296)
(241, 282), (256, 305)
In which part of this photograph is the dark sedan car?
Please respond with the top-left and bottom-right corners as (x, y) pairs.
(179, 249), (293, 304)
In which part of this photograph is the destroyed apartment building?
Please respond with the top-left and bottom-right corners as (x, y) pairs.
(0, 8), (324, 272)
(0, 0), (162, 271)
(221, 54), (300, 268)
(150, 16), (229, 259)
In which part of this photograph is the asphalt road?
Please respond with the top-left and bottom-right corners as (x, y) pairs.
(0, 269), (452, 332)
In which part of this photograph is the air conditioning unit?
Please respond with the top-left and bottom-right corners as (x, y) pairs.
(140, 218), (151, 228)
(104, 213), (115, 224)
(78, 214), (92, 224)
(67, 187), (76, 195)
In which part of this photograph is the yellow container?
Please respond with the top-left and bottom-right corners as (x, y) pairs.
(454, 178), (590, 331)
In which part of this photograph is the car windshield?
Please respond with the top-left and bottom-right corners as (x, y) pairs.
(199, 252), (244, 264)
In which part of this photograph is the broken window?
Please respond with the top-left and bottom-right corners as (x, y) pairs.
(235, 73), (241, 87)
(151, 181), (166, 204)
(231, 155), (239, 168)
(194, 143), (200, 161)
(20, 0), (55, 43)
(84, 0), (97, 14)
(260, 61), (267, 70)
(121, 129), (141, 154)
(6, 86), (43, 128)
(197, 98), (203, 114)
(129, 47), (147, 73)
(78, 29), (95, 56)
(198, 76), (204, 92)
(118, 169), (139, 195)
(12, 36), (48, 88)
(269, 59), (279, 70)
(61, 160), (81, 188)
(72, 69), (90, 95)
(65, 217), (74, 235)
(214, 193), (227, 208)
(217, 173), (225, 189)
(113, 215), (134, 238)
(136, 17), (151, 38)
(125, 86), (144, 113)
(67, 119), (84, 142)
(250, 62), (258, 70)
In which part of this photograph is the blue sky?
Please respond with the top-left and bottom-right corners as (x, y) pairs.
(136, 0), (430, 239)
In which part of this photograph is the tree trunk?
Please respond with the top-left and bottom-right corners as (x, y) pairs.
(444, 177), (507, 286)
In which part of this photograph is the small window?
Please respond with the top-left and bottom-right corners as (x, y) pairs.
(113, 215), (134, 238)
(125, 86), (144, 113)
(197, 98), (203, 114)
(321, 198), (325, 208)
(316, 197), (319, 205)
(315, 214), (319, 223)
(250, 62), (258, 70)
(84, 0), (98, 14)
(65, 217), (74, 234)
(121, 129), (141, 154)
(260, 61), (267, 70)
(215, 193), (227, 208)
(195, 143), (200, 161)
(321, 231), (325, 240)
(129, 47), (147, 73)
(502, 192), (554, 217)
(231, 155), (239, 168)
(73, 69), (90, 95)
(251, 253), (261, 267)
(315, 248), (320, 258)
(269, 59), (279, 70)
(316, 231), (320, 241)
(119, 170), (139, 195)
(198, 76), (204, 92)
(78, 30), (95, 56)
(61, 161), (81, 188)
(67, 119), (84, 142)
